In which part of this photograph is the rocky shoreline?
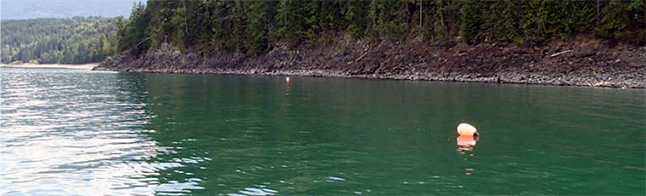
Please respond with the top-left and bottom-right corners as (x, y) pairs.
(97, 37), (645, 88)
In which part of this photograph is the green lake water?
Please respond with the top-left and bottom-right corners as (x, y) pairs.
(1, 68), (644, 195)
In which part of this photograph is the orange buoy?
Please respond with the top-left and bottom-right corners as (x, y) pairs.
(285, 77), (291, 82)
(457, 123), (478, 136)
(456, 135), (477, 146)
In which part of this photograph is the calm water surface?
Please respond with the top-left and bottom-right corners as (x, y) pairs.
(1, 68), (644, 195)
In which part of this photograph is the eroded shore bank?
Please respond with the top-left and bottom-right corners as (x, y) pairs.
(97, 37), (645, 88)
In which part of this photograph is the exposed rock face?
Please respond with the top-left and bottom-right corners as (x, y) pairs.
(98, 38), (646, 88)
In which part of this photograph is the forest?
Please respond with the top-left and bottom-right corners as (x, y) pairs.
(117, 0), (645, 56)
(2, 0), (643, 65)
(1, 17), (119, 64)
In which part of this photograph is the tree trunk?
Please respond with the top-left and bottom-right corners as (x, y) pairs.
(440, 4), (446, 37)
(184, 0), (188, 40)
(419, 0), (423, 28)
(596, 0), (600, 25)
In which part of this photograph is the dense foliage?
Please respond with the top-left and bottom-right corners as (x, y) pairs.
(4, 0), (643, 64)
(1, 17), (119, 64)
(118, 0), (644, 56)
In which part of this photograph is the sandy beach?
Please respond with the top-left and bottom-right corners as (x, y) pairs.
(0, 63), (98, 70)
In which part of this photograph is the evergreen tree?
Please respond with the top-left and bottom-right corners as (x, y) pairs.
(344, 0), (369, 36)
(369, 0), (407, 39)
(490, 0), (517, 44)
(522, 0), (549, 45)
(594, 0), (629, 39)
(460, 0), (484, 44)
(276, 0), (306, 48)
(246, 0), (276, 54)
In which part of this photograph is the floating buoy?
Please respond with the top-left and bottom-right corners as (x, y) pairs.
(285, 77), (291, 82)
(457, 123), (478, 137)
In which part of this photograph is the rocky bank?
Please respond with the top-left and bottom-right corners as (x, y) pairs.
(97, 36), (645, 88)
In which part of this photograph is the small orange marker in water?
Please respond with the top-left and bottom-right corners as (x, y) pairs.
(456, 123), (478, 148)
(457, 123), (478, 137)
(285, 77), (290, 82)
(457, 135), (477, 146)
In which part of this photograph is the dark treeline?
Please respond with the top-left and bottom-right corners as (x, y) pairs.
(1, 17), (119, 64)
(118, 0), (644, 56)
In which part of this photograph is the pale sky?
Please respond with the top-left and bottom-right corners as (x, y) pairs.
(1, 0), (143, 20)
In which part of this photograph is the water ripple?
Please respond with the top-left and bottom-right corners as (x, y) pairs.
(0, 69), (202, 195)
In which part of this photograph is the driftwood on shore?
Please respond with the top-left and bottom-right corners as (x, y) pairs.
(549, 50), (573, 58)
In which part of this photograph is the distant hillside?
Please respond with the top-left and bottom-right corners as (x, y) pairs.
(1, 17), (119, 64)
(1, 0), (140, 19)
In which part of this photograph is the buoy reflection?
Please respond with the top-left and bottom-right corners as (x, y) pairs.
(456, 135), (478, 176)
